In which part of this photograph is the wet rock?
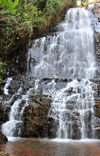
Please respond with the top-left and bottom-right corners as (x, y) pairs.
(98, 84), (100, 96)
(0, 131), (7, 146)
(9, 80), (19, 89)
(0, 104), (5, 125)
(9, 80), (20, 94)
(95, 100), (100, 109)
(96, 32), (100, 43)
(95, 127), (100, 139)
(0, 105), (4, 122)
(24, 96), (57, 138)
(95, 109), (100, 118)
(3, 105), (10, 122)
(36, 96), (51, 107)
(0, 104), (8, 144)
(18, 54), (27, 73)
(2, 120), (25, 137)
(89, 3), (100, 15)
(13, 122), (25, 137)
(71, 124), (81, 139)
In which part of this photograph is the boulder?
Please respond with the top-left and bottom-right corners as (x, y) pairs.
(24, 96), (57, 138)
(95, 109), (100, 118)
(95, 100), (100, 109)
(98, 84), (100, 96)
(0, 104), (7, 145)
(95, 127), (100, 139)
(0, 131), (7, 146)
(0, 105), (4, 125)
(96, 32), (100, 43)
(9, 80), (20, 94)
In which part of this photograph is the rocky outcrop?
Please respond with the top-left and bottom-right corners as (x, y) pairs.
(24, 96), (57, 138)
(93, 3), (100, 136)
(0, 131), (7, 146)
(0, 105), (7, 146)
(0, 105), (5, 126)
(0, 3), (100, 140)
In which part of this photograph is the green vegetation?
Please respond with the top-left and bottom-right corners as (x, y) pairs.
(0, 62), (6, 84)
(0, 0), (72, 60)
(0, 0), (74, 82)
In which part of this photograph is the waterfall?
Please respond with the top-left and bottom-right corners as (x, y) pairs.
(27, 8), (97, 139)
(2, 8), (98, 139)
(27, 8), (97, 79)
(4, 78), (12, 95)
(48, 79), (96, 139)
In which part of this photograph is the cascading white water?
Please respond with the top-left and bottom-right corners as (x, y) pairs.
(2, 80), (40, 137)
(47, 79), (96, 139)
(27, 8), (97, 139)
(27, 8), (97, 79)
(2, 8), (98, 139)
(4, 78), (12, 95)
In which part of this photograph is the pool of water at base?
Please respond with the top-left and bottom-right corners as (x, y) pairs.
(1, 138), (100, 156)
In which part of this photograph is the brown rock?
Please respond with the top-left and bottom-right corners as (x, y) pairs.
(95, 100), (100, 109)
(98, 84), (100, 96)
(24, 96), (57, 138)
(9, 80), (19, 89)
(95, 128), (100, 139)
(0, 131), (7, 146)
(0, 105), (4, 122)
(96, 33), (100, 43)
(95, 109), (100, 118)
(37, 97), (51, 107)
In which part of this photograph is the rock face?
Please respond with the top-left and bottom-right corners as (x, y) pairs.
(24, 96), (57, 138)
(0, 131), (7, 145)
(22, 4), (100, 139)
(0, 105), (5, 126)
(0, 3), (100, 140)
(0, 105), (7, 146)
(91, 3), (100, 138)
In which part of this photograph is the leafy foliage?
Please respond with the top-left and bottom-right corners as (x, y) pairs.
(0, 0), (70, 61)
(0, 0), (18, 14)
(0, 62), (6, 84)
(0, 0), (72, 81)
(46, 0), (61, 14)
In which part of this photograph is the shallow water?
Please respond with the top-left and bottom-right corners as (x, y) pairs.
(1, 138), (100, 156)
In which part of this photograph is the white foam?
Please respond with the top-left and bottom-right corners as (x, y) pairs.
(4, 78), (12, 95)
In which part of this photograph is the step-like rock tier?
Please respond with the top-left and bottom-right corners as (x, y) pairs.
(0, 3), (100, 139)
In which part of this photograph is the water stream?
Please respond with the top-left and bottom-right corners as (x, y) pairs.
(27, 8), (98, 139)
(2, 8), (98, 140)
(27, 8), (97, 79)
